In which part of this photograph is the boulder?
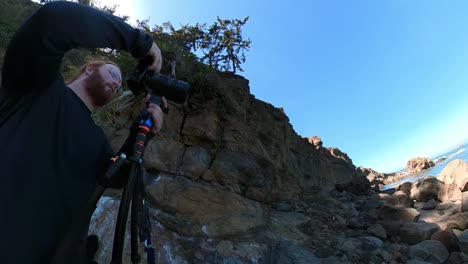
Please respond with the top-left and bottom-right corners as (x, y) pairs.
(397, 182), (413, 196)
(406, 157), (435, 173)
(386, 191), (414, 208)
(410, 177), (447, 202)
(431, 230), (460, 253)
(399, 222), (440, 245)
(367, 224), (387, 239)
(408, 240), (449, 264)
(446, 212), (468, 230)
(421, 199), (439, 210)
(437, 159), (468, 191)
(378, 204), (420, 222)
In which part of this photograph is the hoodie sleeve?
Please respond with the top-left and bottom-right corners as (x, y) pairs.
(1, 1), (152, 96)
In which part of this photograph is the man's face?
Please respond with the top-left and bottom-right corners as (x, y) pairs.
(85, 64), (122, 107)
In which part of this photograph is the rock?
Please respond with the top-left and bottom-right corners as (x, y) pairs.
(270, 211), (311, 244)
(308, 136), (322, 150)
(377, 220), (404, 237)
(276, 201), (295, 212)
(431, 230), (460, 253)
(347, 217), (365, 229)
(367, 224), (387, 239)
(446, 212), (468, 230)
(462, 192), (468, 212)
(181, 104), (220, 145)
(458, 230), (468, 254)
(358, 236), (384, 250)
(273, 241), (321, 264)
(406, 157), (435, 173)
(397, 182), (413, 195)
(374, 249), (394, 263)
(410, 177), (447, 202)
(437, 159), (468, 191)
(446, 252), (468, 264)
(408, 240), (449, 264)
(144, 139), (186, 173)
(378, 204), (420, 222)
(179, 146), (211, 180)
(359, 167), (386, 189)
(386, 191), (414, 208)
(422, 199), (439, 210)
(445, 183), (463, 202)
(356, 195), (382, 211)
(215, 240), (269, 263)
(377, 193), (392, 201)
(338, 238), (363, 261)
(399, 222), (441, 245)
(327, 147), (353, 165)
(146, 174), (267, 237)
(436, 202), (456, 211)
(381, 188), (396, 195)
(406, 260), (430, 264)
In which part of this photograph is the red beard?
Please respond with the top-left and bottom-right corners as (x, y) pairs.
(84, 70), (114, 107)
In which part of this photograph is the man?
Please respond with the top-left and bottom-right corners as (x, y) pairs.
(0, 1), (165, 263)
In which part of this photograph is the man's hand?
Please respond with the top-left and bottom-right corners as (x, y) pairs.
(140, 42), (162, 72)
(143, 95), (167, 134)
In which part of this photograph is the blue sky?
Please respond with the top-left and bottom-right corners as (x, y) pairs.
(77, 0), (468, 172)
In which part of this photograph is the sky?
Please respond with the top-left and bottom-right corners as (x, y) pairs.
(41, 0), (468, 172)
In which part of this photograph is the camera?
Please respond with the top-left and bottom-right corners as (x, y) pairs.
(127, 66), (190, 106)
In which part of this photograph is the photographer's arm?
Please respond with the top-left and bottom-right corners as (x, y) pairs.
(1, 1), (158, 96)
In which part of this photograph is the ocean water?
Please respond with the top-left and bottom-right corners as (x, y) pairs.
(382, 143), (468, 190)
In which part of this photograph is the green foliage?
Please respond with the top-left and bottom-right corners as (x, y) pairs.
(0, 0), (40, 59)
(201, 17), (251, 73)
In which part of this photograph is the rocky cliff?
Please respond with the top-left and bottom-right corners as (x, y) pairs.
(90, 71), (375, 263)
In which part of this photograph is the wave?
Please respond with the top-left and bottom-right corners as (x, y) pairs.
(448, 148), (465, 159)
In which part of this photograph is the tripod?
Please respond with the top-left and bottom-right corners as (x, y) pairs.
(51, 96), (161, 264)
(108, 118), (155, 264)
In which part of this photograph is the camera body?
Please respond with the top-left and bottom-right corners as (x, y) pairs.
(127, 66), (190, 106)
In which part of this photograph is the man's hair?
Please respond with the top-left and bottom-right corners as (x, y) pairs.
(66, 60), (121, 84)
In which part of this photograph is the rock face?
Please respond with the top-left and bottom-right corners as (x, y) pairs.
(89, 71), (371, 262)
(107, 72), (370, 203)
(406, 157), (435, 173)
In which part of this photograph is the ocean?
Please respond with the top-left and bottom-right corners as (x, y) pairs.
(382, 142), (468, 190)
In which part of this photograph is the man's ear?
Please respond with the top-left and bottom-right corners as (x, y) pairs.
(84, 64), (96, 76)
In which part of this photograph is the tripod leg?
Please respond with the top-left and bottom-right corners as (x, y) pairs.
(130, 167), (142, 263)
(111, 162), (139, 264)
